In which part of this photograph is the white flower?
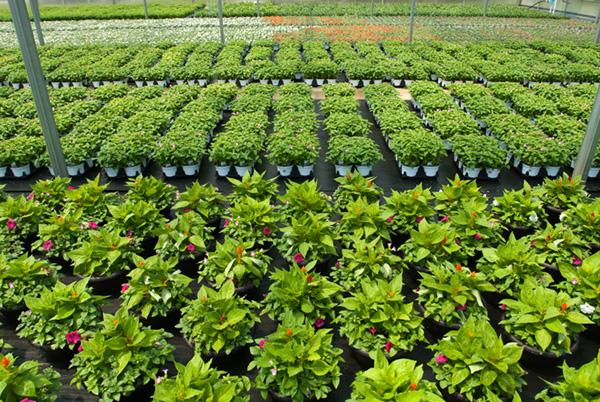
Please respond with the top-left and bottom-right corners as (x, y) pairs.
(559, 212), (567, 221)
(271, 367), (278, 376)
(528, 213), (538, 223)
(580, 303), (595, 315)
(492, 200), (499, 207)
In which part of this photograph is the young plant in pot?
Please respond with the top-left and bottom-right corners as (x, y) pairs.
(67, 229), (135, 295)
(32, 210), (84, 269)
(263, 261), (342, 324)
(278, 180), (333, 223)
(16, 278), (104, 364)
(337, 197), (391, 246)
(0, 353), (62, 402)
(172, 182), (226, 227)
(70, 308), (174, 402)
(348, 351), (444, 401)
(125, 175), (177, 214)
(331, 237), (403, 291)
(120, 255), (192, 329)
(429, 317), (525, 402)
(106, 200), (167, 254)
(434, 176), (486, 216)
(492, 182), (547, 237)
(3, 136), (45, 177)
(561, 198), (600, 249)
(249, 310), (343, 401)
(540, 174), (589, 223)
(155, 211), (215, 276)
(0, 194), (45, 242)
(400, 220), (463, 269)
(417, 263), (494, 336)
(267, 133), (319, 177)
(221, 197), (279, 247)
(199, 238), (271, 292)
(278, 211), (337, 267)
(500, 277), (593, 364)
(335, 276), (424, 363)
(558, 252), (600, 327)
(227, 170), (278, 204)
(0, 254), (58, 324)
(64, 176), (120, 224)
(333, 173), (382, 212)
(528, 224), (588, 274)
(448, 199), (503, 258)
(97, 132), (153, 177)
(383, 185), (435, 246)
(389, 129), (445, 177)
(153, 131), (206, 177)
(29, 177), (71, 214)
(151, 353), (251, 402)
(178, 281), (261, 358)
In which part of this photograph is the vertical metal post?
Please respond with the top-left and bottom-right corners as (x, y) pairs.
(408, 0), (416, 43)
(596, 0), (600, 23)
(143, 0), (148, 18)
(218, 0), (225, 44)
(573, 87), (600, 182)
(29, 0), (44, 46)
(596, 19), (600, 43)
(483, 0), (489, 16)
(371, 0), (374, 16)
(256, 0), (261, 17)
(8, 0), (67, 177)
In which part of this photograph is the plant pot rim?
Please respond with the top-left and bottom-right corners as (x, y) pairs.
(504, 326), (579, 359)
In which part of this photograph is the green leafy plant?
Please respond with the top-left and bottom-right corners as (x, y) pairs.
(221, 197), (278, 246)
(434, 175), (486, 215)
(0, 254), (58, 310)
(562, 198), (600, 245)
(155, 211), (214, 260)
(278, 180), (332, 221)
(33, 210), (84, 260)
(68, 229), (135, 277)
(540, 174), (589, 211)
(0, 353), (62, 402)
(171, 182), (225, 224)
(278, 212), (337, 264)
(528, 224), (588, 268)
(400, 220), (463, 268)
(333, 173), (382, 211)
(106, 200), (166, 241)
(126, 175), (176, 212)
(492, 182), (547, 229)
(227, 171), (278, 204)
(389, 129), (446, 166)
(558, 252), (600, 324)
(64, 176), (120, 223)
(383, 185), (435, 234)
(337, 198), (390, 245)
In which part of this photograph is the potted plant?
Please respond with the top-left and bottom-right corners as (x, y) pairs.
(562, 198), (600, 248)
(29, 177), (71, 214)
(32, 210), (83, 268)
(221, 197), (278, 247)
(97, 132), (154, 177)
(559, 252), (600, 326)
(248, 311), (343, 401)
(400, 220), (463, 269)
(106, 200), (167, 250)
(64, 176), (120, 224)
(151, 353), (251, 402)
(540, 174), (589, 222)
(278, 212), (337, 266)
(0, 195), (45, 242)
(125, 175), (176, 213)
(335, 276), (424, 362)
(337, 198), (390, 246)
(448, 199), (503, 258)
(199, 238), (271, 292)
(278, 180), (332, 222)
(434, 176), (486, 215)
(153, 131), (206, 177)
(16, 278), (104, 363)
(178, 281), (260, 357)
(348, 351), (444, 401)
(429, 317), (525, 402)
(70, 308), (174, 401)
(3, 136), (45, 177)
(500, 278), (592, 363)
(529, 224), (588, 274)
(332, 237), (402, 291)
(0, 254), (58, 323)
(333, 173), (382, 212)
(389, 129), (445, 177)
(263, 261), (342, 323)
(417, 263), (494, 336)
(327, 136), (383, 176)
(121, 255), (192, 328)
(492, 182), (547, 237)
(0, 353), (62, 402)
(171, 182), (225, 227)
(227, 170), (278, 204)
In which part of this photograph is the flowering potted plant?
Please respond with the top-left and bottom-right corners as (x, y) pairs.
(227, 170), (278, 204)
(0, 254), (58, 322)
(429, 317), (525, 402)
(500, 278), (592, 363)
(434, 176), (486, 215)
(278, 212), (337, 267)
(562, 198), (600, 247)
(327, 136), (383, 176)
(33, 210), (83, 268)
(492, 182), (547, 237)
(263, 262), (342, 324)
(249, 311), (343, 401)
(178, 281), (260, 357)
(417, 263), (494, 336)
(540, 174), (588, 222)
(121, 255), (192, 328)
(389, 129), (445, 177)
(199, 239), (271, 291)
(348, 352), (444, 401)
(64, 176), (120, 223)
(153, 131), (206, 177)
(106, 200), (167, 251)
(335, 276), (424, 362)
(172, 182), (225, 227)
(333, 173), (382, 212)
(30, 177), (70, 213)
(559, 252), (600, 325)
(529, 224), (588, 273)
(0, 195), (45, 242)
(332, 238), (402, 291)
(448, 200), (503, 258)
(221, 198), (278, 247)
(125, 175), (176, 213)
(400, 220), (463, 269)
(71, 308), (174, 401)
(151, 353), (251, 402)
(337, 198), (391, 246)
(0, 353), (62, 402)
(16, 278), (104, 363)
(383, 185), (435, 245)
(278, 180), (332, 222)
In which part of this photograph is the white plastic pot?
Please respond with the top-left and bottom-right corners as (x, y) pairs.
(349, 80), (360, 87)
(124, 165), (142, 177)
(277, 165), (293, 177)
(23, 83), (30, 88)
(402, 165), (419, 177)
(135, 80), (144, 87)
(235, 165), (253, 176)
(486, 168), (501, 179)
(423, 165), (439, 177)
(11, 83), (20, 90)
(72, 82), (83, 87)
(522, 164), (541, 177)
(296, 165), (313, 176)
(67, 163), (85, 177)
(315, 79), (325, 86)
(10, 164), (31, 177)
(259, 79), (269, 85)
(356, 165), (372, 176)
(187, 79), (196, 85)
(372, 79), (383, 84)
(443, 140), (451, 150)
(464, 167), (481, 178)
(588, 167), (600, 178)
(336, 165), (351, 176)
(513, 157), (521, 168)
(545, 166), (560, 177)
(571, 159), (577, 168)
(304, 79), (313, 86)
(104, 167), (119, 178)
(282, 79), (292, 85)
(198, 79), (207, 86)
(362, 80), (371, 86)
(86, 158), (94, 168)
(162, 166), (178, 177)
(271, 79), (280, 86)
(182, 164), (200, 176)
(403, 79), (412, 86)
(92, 81), (101, 88)
(392, 79), (402, 87)
(215, 165), (231, 177)
(0, 166), (7, 178)
(51, 82), (60, 89)
(326, 79), (337, 84)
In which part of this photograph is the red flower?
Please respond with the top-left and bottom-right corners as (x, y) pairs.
(561, 303), (568, 312)
(369, 327), (377, 335)
(314, 318), (325, 328)
(87, 221), (98, 230)
(78, 343), (83, 353)
(6, 218), (16, 230)
(121, 283), (129, 293)
(1, 356), (9, 367)
(20, 398), (35, 402)
(186, 243), (196, 253)
(415, 216), (424, 223)
(26, 192), (34, 200)
(42, 240), (53, 251)
(572, 256), (583, 266)
(409, 383), (417, 391)
(473, 233), (482, 240)
(67, 186), (76, 191)
(293, 253), (304, 264)
(456, 304), (467, 311)
(455, 264), (462, 271)
(306, 274), (314, 283)
(386, 214), (395, 223)
(286, 329), (293, 336)
(66, 330), (81, 345)
(259, 339), (267, 349)
(384, 341), (392, 353)
(500, 303), (507, 311)
(224, 219), (230, 227)
(435, 353), (448, 364)
(183, 208), (191, 213)
(263, 227), (272, 236)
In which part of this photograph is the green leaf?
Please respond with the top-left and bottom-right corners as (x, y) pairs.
(451, 367), (469, 387)
(535, 328), (552, 351)
(116, 351), (132, 375)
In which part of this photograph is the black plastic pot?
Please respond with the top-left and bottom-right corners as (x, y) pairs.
(482, 291), (511, 311)
(541, 263), (562, 283)
(441, 389), (509, 402)
(414, 303), (459, 340)
(120, 380), (154, 402)
(48, 255), (73, 275)
(269, 389), (315, 402)
(590, 243), (600, 253)
(314, 255), (335, 274)
(139, 237), (158, 258)
(42, 344), (76, 368)
(583, 324), (600, 340)
(544, 205), (564, 225)
(390, 231), (410, 248)
(0, 305), (27, 326)
(140, 309), (181, 331)
(502, 224), (535, 240)
(204, 280), (256, 297)
(80, 270), (127, 296)
(504, 331), (579, 368)
(178, 257), (199, 278)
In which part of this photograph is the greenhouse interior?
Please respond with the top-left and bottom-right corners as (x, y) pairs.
(1, 0), (600, 401)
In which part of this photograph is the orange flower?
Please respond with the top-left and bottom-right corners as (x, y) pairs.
(409, 383), (417, 391)
(470, 271), (477, 278)
(200, 295), (207, 303)
(455, 264), (462, 271)
(236, 246), (243, 255)
(388, 290), (396, 297)
(286, 329), (293, 336)
(561, 303), (568, 311)
(1, 356), (9, 367)
(306, 274), (314, 283)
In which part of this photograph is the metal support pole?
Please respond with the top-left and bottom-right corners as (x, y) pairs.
(371, 0), (374, 16)
(596, 19), (600, 43)
(217, 0), (225, 44)
(256, 0), (260, 17)
(29, 0), (44, 46)
(573, 87), (600, 182)
(483, 0), (489, 16)
(596, 0), (600, 23)
(408, 0), (416, 43)
(143, 0), (148, 19)
(8, 0), (66, 178)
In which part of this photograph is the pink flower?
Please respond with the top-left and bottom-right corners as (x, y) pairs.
(572, 278), (578, 285)
(67, 186), (76, 191)
(87, 221), (98, 230)
(6, 218), (16, 230)
(186, 243), (196, 253)
(456, 304), (467, 311)
(66, 330), (81, 345)
(473, 233), (482, 240)
(335, 260), (340, 269)
(8, 282), (14, 289)
(156, 376), (163, 384)
(271, 367), (277, 376)
(263, 227), (272, 236)
(26, 192), (34, 200)
(384, 341), (392, 353)
(386, 214), (395, 223)
(77, 343), (83, 353)
(183, 208), (191, 213)
(435, 353), (448, 364)
(259, 339), (267, 349)
(121, 283), (129, 293)
(440, 215), (449, 222)
(369, 327), (377, 335)
(530, 240), (537, 248)
(20, 399), (35, 402)
(415, 216), (424, 223)
(293, 253), (304, 264)
(42, 240), (53, 251)
(224, 219), (230, 227)
(572, 256), (583, 266)
(500, 304), (507, 311)
(314, 318), (325, 328)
